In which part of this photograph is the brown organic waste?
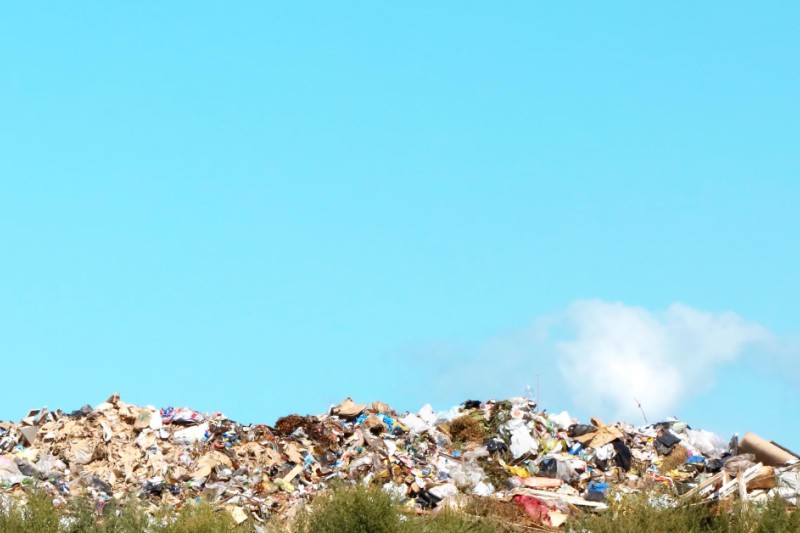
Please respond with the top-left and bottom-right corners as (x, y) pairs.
(449, 414), (486, 443)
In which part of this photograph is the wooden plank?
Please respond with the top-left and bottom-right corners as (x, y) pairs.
(681, 471), (724, 500)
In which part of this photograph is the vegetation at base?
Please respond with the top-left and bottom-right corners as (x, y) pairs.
(0, 491), (243, 533)
(291, 483), (407, 533)
(291, 484), (503, 533)
(0, 486), (797, 532)
(570, 492), (800, 533)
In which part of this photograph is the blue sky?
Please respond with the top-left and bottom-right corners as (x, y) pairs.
(1, 4), (798, 446)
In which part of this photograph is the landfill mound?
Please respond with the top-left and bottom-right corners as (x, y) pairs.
(0, 394), (798, 530)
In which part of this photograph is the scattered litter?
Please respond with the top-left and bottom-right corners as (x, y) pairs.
(0, 393), (796, 529)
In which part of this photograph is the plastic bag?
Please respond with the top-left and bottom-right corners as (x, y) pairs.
(0, 456), (26, 485)
(399, 413), (429, 434)
(595, 443), (615, 462)
(382, 482), (408, 500)
(707, 458), (724, 472)
(568, 424), (596, 438)
(448, 461), (486, 489)
(539, 457), (557, 477)
(613, 439), (633, 471)
(172, 422), (210, 445)
(35, 454), (65, 477)
(473, 481), (495, 496)
(436, 406), (464, 422)
(724, 453), (756, 475)
(548, 411), (574, 430)
(162, 407), (204, 425)
(509, 423), (539, 459)
(427, 482), (458, 500)
(463, 399), (481, 409)
(586, 481), (609, 501)
(463, 446), (489, 461)
(417, 404), (437, 425)
(657, 431), (681, 448)
(684, 429), (727, 457)
(539, 457), (575, 481)
(66, 441), (95, 465)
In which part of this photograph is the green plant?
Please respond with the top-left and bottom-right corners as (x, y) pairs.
(156, 503), (240, 533)
(292, 484), (408, 533)
(0, 485), (797, 533)
(63, 497), (151, 533)
(0, 491), (60, 533)
(752, 496), (800, 532)
(420, 510), (502, 533)
(569, 493), (800, 533)
(570, 492), (705, 533)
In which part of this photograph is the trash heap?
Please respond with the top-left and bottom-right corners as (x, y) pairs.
(0, 393), (798, 529)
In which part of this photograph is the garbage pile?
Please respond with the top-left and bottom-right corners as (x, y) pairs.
(0, 394), (798, 529)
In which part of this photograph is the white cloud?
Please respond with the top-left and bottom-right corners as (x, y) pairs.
(415, 300), (777, 423)
(556, 300), (771, 422)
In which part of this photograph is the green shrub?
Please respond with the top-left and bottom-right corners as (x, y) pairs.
(0, 486), (797, 533)
(156, 503), (240, 533)
(751, 496), (800, 533)
(289, 484), (507, 533)
(569, 493), (800, 533)
(63, 497), (151, 533)
(292, 484), (408, 533)
(0, 491), (60, 533)
(0, 491), (246, 533)
(420, 510), (502, 533)
(569, 493), (705, 533)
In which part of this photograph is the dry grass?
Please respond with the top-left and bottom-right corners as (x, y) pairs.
(659, 444), (688, 474)
(449, 415), (486, 443)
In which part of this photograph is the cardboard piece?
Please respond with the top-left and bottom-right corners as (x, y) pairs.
(284, 443), (304, 464)
(739, 432), (798, 466)
(522, 477), (564, 489)
(331, 398), (367, 418)
(573, 420), (623, 449)
(283, 464), (304, 483)
(19, 426), (38, 447)
(134, 409), (152, 430)
(227, 506), (248, 525)
(21, 408), (48, 427)
(549, 510), (569, 528)
(191, 450), (233, 479)
(746, 466), (776, 490)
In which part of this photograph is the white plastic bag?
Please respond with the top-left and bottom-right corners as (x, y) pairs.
(417, 404), (437, 425)
(684, 429), (726, 457)
(548, 411), (574, 430)
(0, 456), (25, 485)
(448, 461), (485, 489)
(507, 419), (539, 458)
(172, 422), (209, 445)
(399, 413), (430, 434)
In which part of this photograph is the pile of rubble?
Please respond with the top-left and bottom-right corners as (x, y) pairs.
(0, 394), (798, 529)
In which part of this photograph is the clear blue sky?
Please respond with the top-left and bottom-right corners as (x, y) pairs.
(1, 4), (798, 445)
